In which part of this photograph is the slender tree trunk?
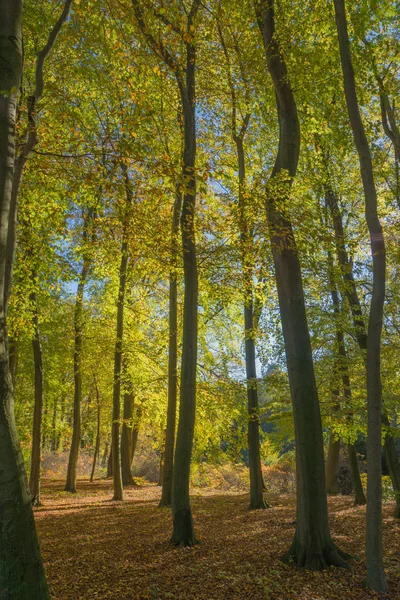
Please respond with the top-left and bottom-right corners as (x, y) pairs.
(326, 435), (340, 495)
(121, 384), (134, 486)
(65, 241), (91, 493)
(217, 21), (266, 509)
(101, 441), (109, 468)
(158, 448), (165, 486)
(111, 244), (127, 499)
(130, 405), (141, 466)
(0, 3), (49, 595)
(107, 445), (113, 477)
(111, 169), (133, 501)
(90, 379), (100, 483)
(326, 246), (366, 504)
(236, 137), (267, 510)
(170, 38), (199, 547)
(347, 444), (367, 506)
(29, 288), (44, 506)
(255, 0), (348, 568)
(334, 0), (387, 590)
(159, 186), (181, 507)
(51, 394), (57, 451)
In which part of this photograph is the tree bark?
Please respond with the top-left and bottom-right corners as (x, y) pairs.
(255, 0), (348, 569)
(326, 245), (366, 504)
(29, 287), (44, 506)
(170, 10), (200, 546)
(326, 435), (340, 495)
(90, 377), (100, 483)
(347, 444), (367, 506)
(65, 209), (94, 493)
(111, 166), (133, 501)
(0, 2), (49, 596)
(159, 186), (181, 507)
(217, 21), (266, 508)
(107, 446), (113, 477)
(130, 405), (141, 465)
(121, 383), (134, 486)
(334, 0), (387, 590)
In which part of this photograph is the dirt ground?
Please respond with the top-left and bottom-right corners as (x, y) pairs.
(34, 478), (400, 599)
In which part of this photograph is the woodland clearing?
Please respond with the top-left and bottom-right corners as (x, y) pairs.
(35, 479), (400, 600)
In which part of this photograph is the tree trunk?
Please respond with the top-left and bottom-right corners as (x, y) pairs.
(130, 406), (141, 466)
(334, 0), (387, 590)
(65, 210), (94, 493)
(90, 379), (100, 483)
(236, 137), (267, 510)
(158, 448), (165, 487)
(326, 245), (366, 504)
(217, 20), (266, 510)
(8, 335), (18, 386)
(29, 288), (44, 506)
(121, 385), (134, 486)
(256, 0), (348, 569)
(326, 435), (340, 495)
(383, 431), (400, 518)
(111, 168), (133, 501)
(347, 444), (367, 506)
(107, 446), (113, 477)
(51, 394), (58, 451)
(101, 441), (109, 468)
(159, 186), (181, 507)
(0, 2), (49, 595)
(170, 29), (199, 546)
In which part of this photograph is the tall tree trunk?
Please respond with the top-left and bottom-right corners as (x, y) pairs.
(334, 0), (387, 590)
(0, 2), (49, 595)
(90, 378), (100, 483)
(121, 382), (134, 486)
(159, 186), (181, 507)
(29, 288), (44, 506)
(65, 211), (94, 493)
(130, 405), (142, 466)
(217, 20), (266, 509)
(170, 14), (200, 545)
(51, 394), (58, 451)
(107, 446), (113, 477)
(131, 0), (201, 547)
(255, 0), (348, 569)
(326, 435), (340, 495)
(326, 246), (366, 504)
(236, 136), (266, 510)
(111, 168), (133, 501)
(347, 444), (367, 506)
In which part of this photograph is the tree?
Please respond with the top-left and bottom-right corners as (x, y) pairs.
(217, 15), (266, 509)
(132, 0), (201, 546)
(0, 0), (49, 596)
(334, 0), (387, 590)
(255, 0), (348, 568)
(65, 207), (96, 493)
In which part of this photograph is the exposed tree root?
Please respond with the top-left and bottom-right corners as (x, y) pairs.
(281, 539), (352, 570)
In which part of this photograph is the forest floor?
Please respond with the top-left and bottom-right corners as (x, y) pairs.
(35, 478), (400, 600)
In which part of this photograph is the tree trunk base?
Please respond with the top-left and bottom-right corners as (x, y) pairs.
(159, 499), (171, 508)
(394, 498), (400, 519)
(31, 495), (42, 507)
(64, 485), (76, 494)
(353, 494), (366, 506)
(170, 508), (196, 547)
(281, 539), (351, 570)
(249, 498), (269, 510)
